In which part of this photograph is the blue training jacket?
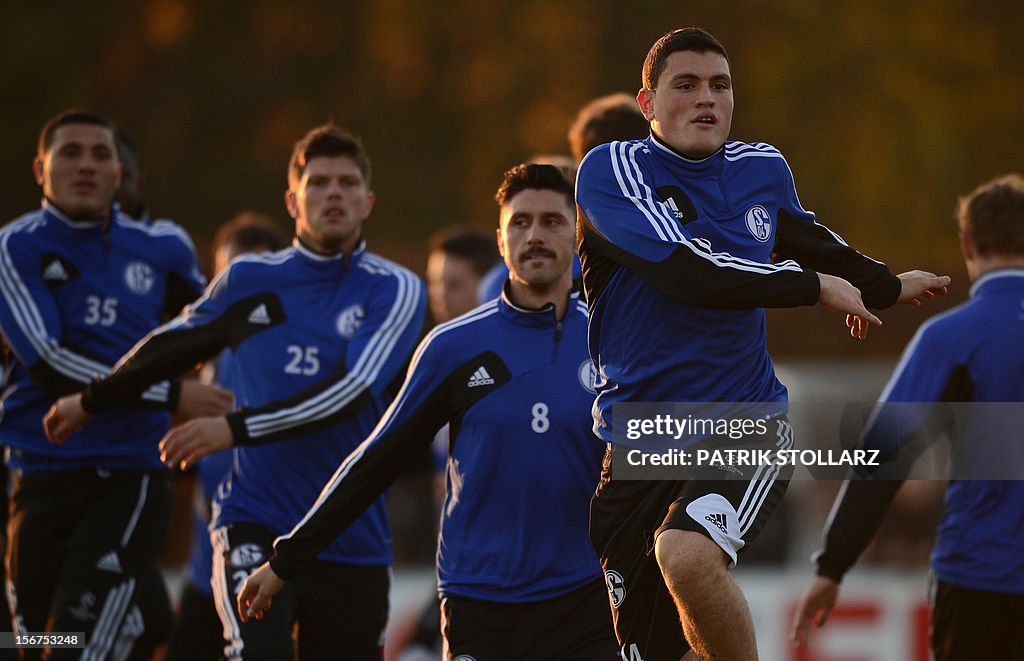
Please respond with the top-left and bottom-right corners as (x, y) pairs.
(817, 270), (1024, 594)
(0, 201), (205, 472)
(78, 238), (426, 566)
(576, 134), (900, 442)
(270, 288), (606, 602)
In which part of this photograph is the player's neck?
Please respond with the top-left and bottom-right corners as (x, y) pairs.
(506, 276), (571, 319)
(968, 256), (1024, 281)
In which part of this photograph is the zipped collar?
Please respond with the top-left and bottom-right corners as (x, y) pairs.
(969, 268), (1024, 298)
(648, 132), (724, 175)
(42, 199), (110, 230)
(497, 281), (581, 328)
(292, 236), (367, 269)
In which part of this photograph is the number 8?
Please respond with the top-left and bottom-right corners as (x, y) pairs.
(531, 402), (549, 433)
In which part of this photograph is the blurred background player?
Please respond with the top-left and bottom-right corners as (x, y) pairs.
(44, 124), (426, 660)
(426, 227), (499, 324)
(0, 109), (228, 660)
(113, 127), (148, 222)
(792, 173), (1024, 660)
(163, 211), (286, 661)
(238, 163), (618, 660)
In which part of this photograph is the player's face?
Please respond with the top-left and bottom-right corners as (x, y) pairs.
(287, 155), (374, 254)
(34, 124), (122, 220)
(427, 251), (482, 323)
(497, 189), (575, 289)
(639, 50), (733, 158)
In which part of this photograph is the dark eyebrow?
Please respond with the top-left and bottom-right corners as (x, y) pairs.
(667, 72), (732, 84)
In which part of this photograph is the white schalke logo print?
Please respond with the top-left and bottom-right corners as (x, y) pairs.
(578, 360), (598, 394)
(744, 205), (772, 242)
(124, 261), (154, 294)
(229, 543), (264, 568)
(336, 304), (365, 339)
(605, 569), (626, 608)
(452, 657), (477, 661)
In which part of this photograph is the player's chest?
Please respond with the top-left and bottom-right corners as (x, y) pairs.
(231, 284), (371, 377)
(43, 247), (166, 330)
(651, 171), (781, 262)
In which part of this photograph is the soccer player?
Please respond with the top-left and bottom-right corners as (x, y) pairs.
(0, 109), (223, 659)
(44, 125), (426, 659)
(568, 92), (650, 164)
(113, 128), (148, 222)
(163, 212), (286, 661)
(575, 28), (951, 660)
(792, 174), (1024, 660)
(237, 163), (619, 660)
(426, 226), (499, 323)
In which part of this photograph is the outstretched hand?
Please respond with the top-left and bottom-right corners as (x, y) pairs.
(817, 273), (881, 340)
(238, 562), (285, 623)
(791, 575), (840, 648)
(159, 416), (233, 470)
(43, 393), (90, 444)
(896, 270), (951, 308)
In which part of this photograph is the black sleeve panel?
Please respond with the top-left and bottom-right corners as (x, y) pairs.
(163, 271), (204, 320)
(814, 479), (903, 582)
(80, 292), (283, 413)
(270, 351), (512, 579)
(29, 361), (95, 399)
(28, 347), (180, 410)
(226, 382), (374, 446)
(815, 365), (972, 582)
(773, 211), (901, 309)
(579, 212), (821, 309)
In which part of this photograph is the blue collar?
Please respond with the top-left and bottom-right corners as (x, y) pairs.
(969, 268), (1024, 298)
(292, 237), (367, 269)
(42, 199), (110, 230)
(497, 281), (581, 327)
(647, 132), (724, 175)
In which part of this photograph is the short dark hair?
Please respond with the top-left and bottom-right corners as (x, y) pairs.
(428, 227), (500, 277)
(213, 211), (288, 257)
(568, 93), (650, 162)
(288, 125), (371, 186)
(957, 174), (1024, 258)
(495, 163), (575, 212)
(38, 109), (116, 157)
(643, 28), (729, 90)
(114, 127), (140, 168)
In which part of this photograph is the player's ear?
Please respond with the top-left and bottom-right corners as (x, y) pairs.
(495, 226), (505, 258)
(637, 88), (656, 121)
(284, 190), (298, 219)
(32, 157), (44, 186)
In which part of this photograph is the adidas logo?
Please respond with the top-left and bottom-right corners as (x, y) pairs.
(96, 551), (122, 574)
(704, 513), (728, 535)
(247, 303), (271, 325)
(467, 366), (494, 388)
(43, 259), (69, 281)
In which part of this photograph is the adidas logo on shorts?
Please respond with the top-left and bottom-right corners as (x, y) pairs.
(704, 512), (728, 535)
(467, 366), (494, 387)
